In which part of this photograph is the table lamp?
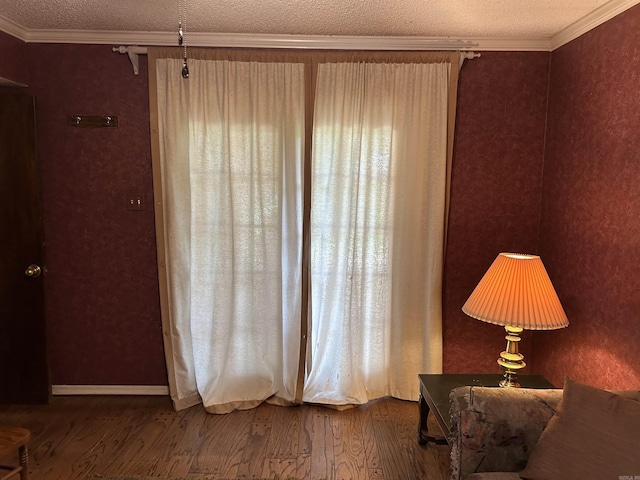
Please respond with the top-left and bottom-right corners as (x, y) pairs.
(462, 253), (569, 387)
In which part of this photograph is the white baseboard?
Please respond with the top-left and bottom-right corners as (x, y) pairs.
(52, 385), (169, 396)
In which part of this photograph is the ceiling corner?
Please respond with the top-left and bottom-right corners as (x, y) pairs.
(0, 14), (28, 42)
(550, 0), (640, 50)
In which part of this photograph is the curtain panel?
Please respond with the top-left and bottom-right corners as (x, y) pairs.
(148, 47), (461, 413)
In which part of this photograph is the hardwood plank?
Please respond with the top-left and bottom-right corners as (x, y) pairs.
(65, 398), (167, 479)
(236, 421), (272, 478)
(307, 406), (335, 480)
(358, 403), (382, 472)
(295, 453), (312, 480)
(30, 401), (135, 479)
(296, 405), (313, 456)
(332, 408), (368, 480)
(102, 401), (190, 476)
(394, 399), (434, 480)
(252, 402), (279, 423)
(17, 397), (115, 477)
(0, 395), (451, 480)
(188, 406), (252, 477)
(369, 399), (410, 479)
(367, 467), (386, 479)
(263, 403), (303, 459)
(260, 457), (297, 479)
(148, 404), (208, 477)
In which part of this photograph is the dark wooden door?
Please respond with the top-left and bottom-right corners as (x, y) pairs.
(0, 92), (49, 404)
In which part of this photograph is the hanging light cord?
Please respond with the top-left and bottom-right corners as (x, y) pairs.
(178, 0), (189, 78)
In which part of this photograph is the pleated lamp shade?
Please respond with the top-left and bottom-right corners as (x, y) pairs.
(462, 253), (569, 331)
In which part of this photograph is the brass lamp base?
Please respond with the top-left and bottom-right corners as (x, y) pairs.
(497, 325), (526, 388)
(498, 369), (522, 388)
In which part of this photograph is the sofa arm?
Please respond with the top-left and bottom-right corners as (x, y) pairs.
(448, 386), (563, 480)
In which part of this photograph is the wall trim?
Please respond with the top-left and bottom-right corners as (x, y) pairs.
(5, 27), (548, 52)
(0, 14), (25, 41)
(52, 385), (169, 396)
(1, 0), (638, 52)
(550, 0), (640, 50)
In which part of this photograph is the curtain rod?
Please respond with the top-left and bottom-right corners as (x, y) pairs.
(112, 45), (480, 75)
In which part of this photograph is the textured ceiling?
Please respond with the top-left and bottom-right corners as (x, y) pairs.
(0, 0), (626, 39)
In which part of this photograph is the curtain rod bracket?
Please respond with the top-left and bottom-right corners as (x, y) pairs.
(458, 51), (481, 69)
(461, 51), (481, 60)
(112, 46), (149, 75)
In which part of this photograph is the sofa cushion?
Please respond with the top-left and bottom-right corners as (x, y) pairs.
(520, 377), (640, 480)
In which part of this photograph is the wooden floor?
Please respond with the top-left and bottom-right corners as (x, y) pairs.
(0, 395), (450, 480)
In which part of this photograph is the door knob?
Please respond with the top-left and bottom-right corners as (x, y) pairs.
(25, 264), (42, 277)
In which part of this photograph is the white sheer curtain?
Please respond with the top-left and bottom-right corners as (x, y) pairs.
(303, 62), (449, 404)
(153, 54), (305, 413)
(150, 49), (459, 412)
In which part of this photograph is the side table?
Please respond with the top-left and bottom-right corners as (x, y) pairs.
(417, 373), (555, 445)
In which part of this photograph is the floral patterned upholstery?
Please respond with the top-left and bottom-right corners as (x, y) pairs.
(448, 385), (640, 480)
(448, 386), (563, 480)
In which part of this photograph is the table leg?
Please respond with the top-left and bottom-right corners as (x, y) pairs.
(418, 392), (448, 445)
(19, 444), (29, 480)
(418, 392), (430, 444)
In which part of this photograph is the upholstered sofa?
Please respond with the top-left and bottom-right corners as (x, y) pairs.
(448, 378), (640, 480)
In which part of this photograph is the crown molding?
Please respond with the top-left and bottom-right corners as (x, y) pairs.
(0, 26), (553, 52)
(550, 0), (640, 50)
(1, 0), (638, 52)
(465, 37), (552, 52)
(0, 13), (28, 41)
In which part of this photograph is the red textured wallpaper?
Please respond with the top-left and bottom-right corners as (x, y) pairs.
(443, 52), (551, 377)
(2, 38), (553, 387)
(3, 9), (637, 389)
(535, 5), (640, 389)
(0, 30), (29, 85)
(26, 44), (167, 385)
